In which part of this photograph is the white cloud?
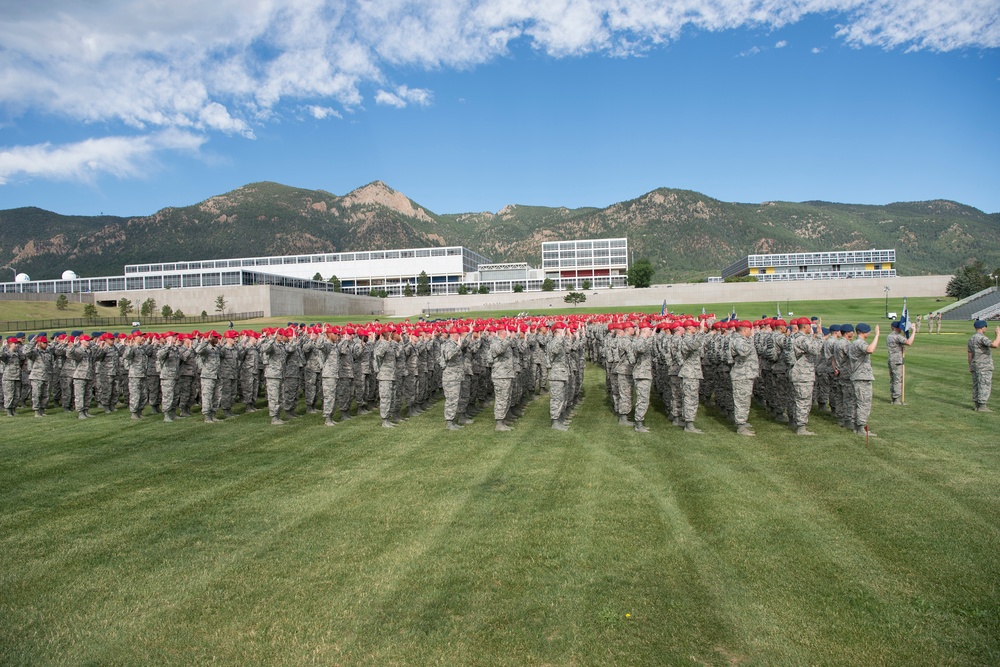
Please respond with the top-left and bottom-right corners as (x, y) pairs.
(0, 130), (206, 185)
(739, 46), (762, 57)
(812, 46), (824, 54)
(375, 85), (433, 108)
(0, 1), (997, 183)
(306, 105), (342, 120)
(775, 40), (788, 48)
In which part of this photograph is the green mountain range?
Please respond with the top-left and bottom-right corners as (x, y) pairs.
(2, 181), (997, 283)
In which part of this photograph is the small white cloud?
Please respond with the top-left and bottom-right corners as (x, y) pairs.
(0, 130), (206, 185)
(375, 85), (433, 109)
(775, 40), (788, 48)
(812, 46), (823, 54)
(738, 46), (761, 57)
(307, 105), (342, 120)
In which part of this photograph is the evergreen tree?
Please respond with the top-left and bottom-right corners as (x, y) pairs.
(541, 278), (555, 292)
(628, 258), (655, 288)
(416, 271), (431, 296)
(55, 294), (69, 311)
(946, 260), (993, 299)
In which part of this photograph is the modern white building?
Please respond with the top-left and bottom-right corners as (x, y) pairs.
(721, 249), (896, 282)
(541, 238), (629, 288)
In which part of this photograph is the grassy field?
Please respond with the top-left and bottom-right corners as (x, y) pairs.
(1, 298), (997, 666)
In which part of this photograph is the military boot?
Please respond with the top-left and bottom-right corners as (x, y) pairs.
(271, 417), (286, 425)
(223, 409), (235, 418)
(736, 424), (755, 436)
(131, 412), (141, 420)
(495, 420), (512, 431)
(78, 411), (88, 420)
(618, 415), (634, 426)
(684, 422), (703, 434)
(551, 419), (569, 431)
(855, 426), (877, 438)
(34, 410), (44, 418)
(446, 420), (463, 430)
(382, 418), (396, 428)
(163, 410), (175, 423)
(975, 404), (992, 412)
(324, 417), (336, 426)
(634, 420), (650, 433)
(795, 426), (815, 436)
(458, 415), (474, 426)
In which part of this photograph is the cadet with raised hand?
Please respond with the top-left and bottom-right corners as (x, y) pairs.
(848, 323), (880, 437)
(886, 320), (915, 405)
(968, 320), (1000, 412)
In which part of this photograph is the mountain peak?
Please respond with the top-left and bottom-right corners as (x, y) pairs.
(342, 181), (434, 223)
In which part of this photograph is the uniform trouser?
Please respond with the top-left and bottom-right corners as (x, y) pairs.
(2, 379), (19, 409)
(120, 375), (129, 408)
(354, 369), (367, 408)
(265, 377), (283, 418)
(633, 377), (652, 421)
(815, 371), (831, 406)
(403, 374), (416, 413)
(972, 367), (993, 406)
(96, 375), (115, 409)
(416, 372), (428, 405)
(59, 375), (74, 410)
(838, 377), (856, 426)
(200, 377), (220, 416)
(304, 370), (322, 408)
(443, 377), (461, 421)
(128, 377), (147, 414)
(176, 376), (195, 411)
(791, 379), (815, 427)
(669, 375), (682, 419)
(321, 377), (339, 417)
(73, 378), (92, 413)
(31, 379), (48, 411)
(616, 372), (633, 416)
(458, 375), (471, 417)
(493, 377), (512, 420)
(732, 377), (753, 426)
(852, 380), (873, 427)
(770, 373), (790, 417)
(533, 363), (545, 393)
(337, 377), (354, 414)
(281, 376), (299, 412)
(888, 363), (904, 402)
(218, 377), (238, 411)
(549, 379), (567, 420)
(239, 369), (258, 406)
(390, 375), (404, 417)
(160, 376), (178, 413)
(379, 379), (395, 419)
(146, 375), (161, 411)
(681, 378), (701, 423)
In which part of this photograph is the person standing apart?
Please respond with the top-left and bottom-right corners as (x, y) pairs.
(968, 319), (1000, 412)
(886, 321), (916, 405)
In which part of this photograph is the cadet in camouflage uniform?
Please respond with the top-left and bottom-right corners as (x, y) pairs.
(260, 328), (293, 424)
(23, 334), (54, 417)
(678, 319), (707, 433)
(93, 334), (120, 413)
(832, 324), (855, 429)
(69, 335), (97, 419)
(194, 332), (223, 422)
(121, 333), (149, 419)
(301, 330), (325, 413)
(546, 322), (570, 430)
(176, 337), (198, 417)
(788, 317), (824, 435)
(886, 321), (916, 405)
(817, 325), (838, 414)
(145, 337), (161, 414)
(729, 321), (759, 436)
(238, 332), (260, 412)
(336, 328), (357, 419)
(439, 326), (466, 430)
(217, 330), (241, 417)
(156, 334), (184, 422)
(848, 323), (880, 436)
(613, 323), (635, 426)
(968, 320), (1000, 411)
(630, 321), (654, 432)
(489, 326), (516, 431)
(768, 320), (792, 424)
(373, 327), (398, 428)
(1, 337), (25, 416)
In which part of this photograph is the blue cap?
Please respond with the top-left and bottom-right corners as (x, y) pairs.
(71, 330), (84, 337)
(829, 324), (841, 332)
(974, 319), (988, 329)
(891, 321), (901, 329)
(841, 323), (855, 333)
(857, 323), (872, 334)
(821, 327), (830, 335)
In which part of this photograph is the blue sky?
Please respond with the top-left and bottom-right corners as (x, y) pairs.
(1, 1), (998, 217)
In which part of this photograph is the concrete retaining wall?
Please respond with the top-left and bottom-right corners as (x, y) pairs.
(97, 285), (382, 319)
(383, 275), (952, 317)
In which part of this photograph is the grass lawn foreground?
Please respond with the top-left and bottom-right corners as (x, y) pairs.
(1, 297), (998, 665)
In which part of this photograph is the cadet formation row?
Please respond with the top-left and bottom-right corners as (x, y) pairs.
(1, 316), (997, 434)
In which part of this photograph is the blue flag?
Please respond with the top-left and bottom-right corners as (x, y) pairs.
(900, 298), (910, 332)
(661, 300), (667, 316)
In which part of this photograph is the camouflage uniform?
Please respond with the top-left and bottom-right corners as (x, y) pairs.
(968, 329), (996, 410)
(729, 330), (759, 433)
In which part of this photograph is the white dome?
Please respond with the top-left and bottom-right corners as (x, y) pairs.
(14, 272), (30, 283)
(61, 270), (79, 280)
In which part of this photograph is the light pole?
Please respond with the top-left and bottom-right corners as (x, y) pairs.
(884, 285), (890, 317)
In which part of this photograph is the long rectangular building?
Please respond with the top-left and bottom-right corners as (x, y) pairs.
(721, 249), (896, 282)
